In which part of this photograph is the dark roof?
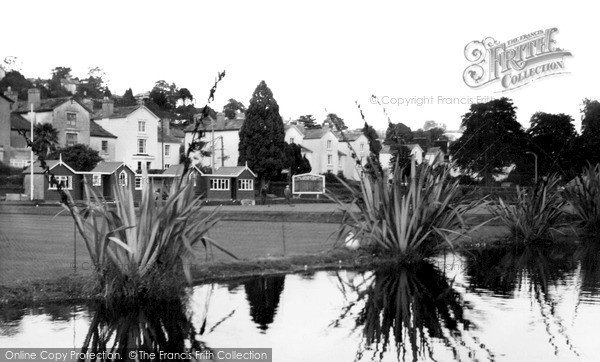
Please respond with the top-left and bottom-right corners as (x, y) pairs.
(90, 121), (117, 138)
(161, 164), (202, 176)
(303, 128), (330, 140)
(185, 117), (244, 132)
(11, 113), (31, 130)
(212, 165), (257, 178)
(300, 145), (312, 153)
(157, 128), (183, 143)
(23, 159), (77, 174)
(334, 131), (364, 142)
(89, 162), (128, 174)
(170, 127), (185, 138)
(338, 150), (347, 156)
(0, 93), (14, 103)
(13, 97), (92, 114)
(91, 105), (142, 120)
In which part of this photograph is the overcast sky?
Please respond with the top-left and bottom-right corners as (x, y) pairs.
(2, 0), (597, 132)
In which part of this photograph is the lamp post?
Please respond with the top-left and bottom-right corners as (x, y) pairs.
(525, 151), (538, 184)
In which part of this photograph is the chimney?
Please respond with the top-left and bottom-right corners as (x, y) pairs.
(102, 97), (114, 117)
(3, 87), (18, 103)
(160, 118), (171, 136)
(28, 88), (41, 109)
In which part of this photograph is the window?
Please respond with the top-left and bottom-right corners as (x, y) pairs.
(118, 171), (128, 187)
(290, 138), (295, 144)
(210, 178), (230, 190)
(238, 179), (254, 190)
(101, 140), (108, 153)
(164, 145), (170, 156)
(67, 112), (77, 128)
(137, 162), (142, 172)
(327, 140), (332, 149)
(137, 139), (146, 154)
(135, 176), (142, 190)
(327, 154), (333, 165)
(138, 120), (146, 133)
(146, 162), (151, 170)
(66, 133), (78, 147)
(164, 164), (170, 169)
(360, 143), (365, 151)
(48, 175), (72, 190)
(92, 174), (101, 187)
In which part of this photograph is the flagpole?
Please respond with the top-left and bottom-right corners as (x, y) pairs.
(30, 104), (34, 200)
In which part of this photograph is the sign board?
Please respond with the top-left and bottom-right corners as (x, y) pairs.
(292, 173), (325, 195)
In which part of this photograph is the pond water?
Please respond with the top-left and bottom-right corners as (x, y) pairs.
(1, 243), (600, 361)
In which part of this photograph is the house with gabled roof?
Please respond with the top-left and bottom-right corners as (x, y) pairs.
(184, 112), (244, 169)
(335, 130), (369, 180)
(22, 156), (82, 201)
(81, 161), (136, 200)
(92, 98), (161, 172)
(10, 88), (92, 149)
(199, 164), (256, 201)
(300, 126), (340, 175)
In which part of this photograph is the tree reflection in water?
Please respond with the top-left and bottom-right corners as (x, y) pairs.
(244, 276), (285, 332)
(80, 297), (208, 361)
(336, 262), (492, 362)
(463, 244), (595, 358)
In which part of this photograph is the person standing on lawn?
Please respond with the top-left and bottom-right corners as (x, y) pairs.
(261, 182), (269, 205)
(284, 185), (292, 205)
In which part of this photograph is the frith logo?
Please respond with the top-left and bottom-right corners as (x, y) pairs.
(463, 28), (572, 91)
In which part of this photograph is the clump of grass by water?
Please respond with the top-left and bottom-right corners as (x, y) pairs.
(489, 175), (566, 242)
(329, 159), (487, 262)
(65, 175), (236, 300)
(562, 164), (600, 233)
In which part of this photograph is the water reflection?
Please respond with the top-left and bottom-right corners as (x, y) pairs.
(81, 298), (207, 359)
(244, 276), (285, 331)
(337, 262), (490, 362)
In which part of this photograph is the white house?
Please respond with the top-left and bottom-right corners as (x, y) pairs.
(90, 120), (117, 162)
(300, 126), (340, 175)
(379, 143), (424, 171)
(184, 112), (244, 169)
(335, 131), (369, 180)
(158, 126), (183, 170)
(92, 99), (161, 172)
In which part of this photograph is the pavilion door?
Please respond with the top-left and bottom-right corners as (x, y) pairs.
(103, 175), (111, 197)
(231, 178), (237, 200)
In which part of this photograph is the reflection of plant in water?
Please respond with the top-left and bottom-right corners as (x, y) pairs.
(336, 263), (491, 362)
(244, 276), (285, 331)
(575, 242), (600, 299)
(81, 297), (208, 358)
(464, 245), (580, 357)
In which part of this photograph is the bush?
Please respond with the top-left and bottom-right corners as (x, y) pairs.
(66, 174), (236, 299)
(562, 164), (600, 233)
(329, 160), (488, 262)
(489, 175), (565, 242)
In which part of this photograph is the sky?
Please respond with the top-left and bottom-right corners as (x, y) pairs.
(2, 0), (598, 132)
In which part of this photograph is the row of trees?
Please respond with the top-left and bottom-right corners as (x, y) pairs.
(450, 97), (600, 184)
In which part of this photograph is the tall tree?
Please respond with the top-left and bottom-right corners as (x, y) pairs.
(46, 66), (73, 97)
(450, 97), (526, 184)
(384, 122), (413, 145)
(238, 81), (286, 183)
(576, 99), (600, 169)
(48, 144), (102, 171)
(33, 123), (59, 156)
(223, 98), (246, 120)
(527, 112), (577, 177)
(324, 113), (347, 130)
(121, 88), (137, 106)
(296, 114), (320, 129)
(0, 70), (33, 100)
(283, 143), (311, 176)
